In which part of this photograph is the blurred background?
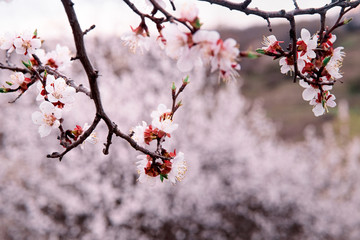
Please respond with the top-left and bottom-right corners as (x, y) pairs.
(0, 0), (360, 239)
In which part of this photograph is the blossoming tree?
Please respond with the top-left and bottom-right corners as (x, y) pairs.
(0, 0), (359, 184)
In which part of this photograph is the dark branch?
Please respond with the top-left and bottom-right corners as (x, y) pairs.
(196, 0), (360, 20)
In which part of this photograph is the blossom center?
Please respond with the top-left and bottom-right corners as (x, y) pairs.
(43, 113), (57, 126)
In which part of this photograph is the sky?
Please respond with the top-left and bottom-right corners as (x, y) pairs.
(0, 0), (343, 39)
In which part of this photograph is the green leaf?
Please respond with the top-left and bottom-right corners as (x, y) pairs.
(160, 174), (168, 182)
(171, 82), (176, 91)
(256, 49), (266, 54)
(6, 81), (13, 86)
(33, 29), (38, 37)
(183, 75), (189, 84)
(322, 56), (331, 67)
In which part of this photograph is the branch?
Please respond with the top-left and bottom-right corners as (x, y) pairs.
(53, 0), (174, 161)
(196, 0), (360, 20)
(292, 0), (299, 10)
(0, 63), (30, 74)
(47, 114), (102, 161)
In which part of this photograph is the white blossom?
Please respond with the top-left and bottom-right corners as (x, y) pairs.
(39, 44), (72, 71)
(179, 1), (199, 22)
(45, 75), (76, 110)
(121, 27), (150, 54)
(193, 29), (220, 65)
(0, 32), (16, 53)
(32, 101), (62, 137)
(299, 78), (332, 102)
(13, 30), (41, 56)
(167, 152), (187, 184)
(161, 24), (199, 72)
(297, 28), (317, 60)
(211, 38), (241, 80)
(136, 155), (160, 185)
(310, 91), (336, 117)
(8, 72), (26, 90)
(326, 47), (345, 80)
(80, 123), (98, 150)
(131, 121), (148, 147)
(151, 104), (178, 134)
(279, 54), (306, 74)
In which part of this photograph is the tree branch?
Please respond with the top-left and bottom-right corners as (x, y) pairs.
(196, 0), (360, 21)
(53, 0), (174, 161)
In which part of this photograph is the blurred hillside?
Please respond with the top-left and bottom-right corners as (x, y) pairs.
(220, 19), (360, 140)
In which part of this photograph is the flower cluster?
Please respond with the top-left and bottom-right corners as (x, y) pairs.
(122, 1), (241, 81)
(260, 28), (344, 116)
(0, 30), (97, 148)
(131, 80), (188, 185)
(32, 74), (76, 137)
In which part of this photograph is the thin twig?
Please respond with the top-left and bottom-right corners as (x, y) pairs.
(292, 0), (299, 10)
(83, 24), (96, 35)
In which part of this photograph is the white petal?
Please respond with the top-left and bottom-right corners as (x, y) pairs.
(312, 104), (325, 117)
(38, 124), (52, 137)
(299, 79), (309, 88)
(39, 101), (54, 114)
(32, 111), (43, 125)
(267, 35), (277, 44)
(52, 120), (60, 129)
(53, 108), (62, 119)
(193, 30), (219, 43)
(323, 85), (332, 91)
(327, 100), (336, 108)
(302, 88), (317, 101)
(30, 38), (41, 49)
(301, 28), (311, 42)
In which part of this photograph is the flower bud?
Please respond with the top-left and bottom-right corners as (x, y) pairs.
(22, 60), (33, 70)
(256, 49), (266, 54)
(0, 88), (8, 93)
